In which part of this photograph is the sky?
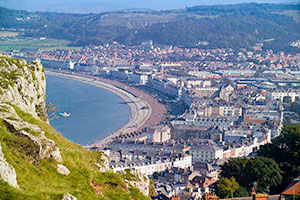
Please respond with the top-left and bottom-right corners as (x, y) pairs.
(0, 0), (297, 13)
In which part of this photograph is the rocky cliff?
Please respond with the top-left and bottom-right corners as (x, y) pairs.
(0, 56), (150, 200)
(0, 57), (47, 120)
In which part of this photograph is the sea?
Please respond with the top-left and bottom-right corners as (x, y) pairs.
(45, 74), (131, 145)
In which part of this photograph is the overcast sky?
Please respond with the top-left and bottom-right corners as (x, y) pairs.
(0, 0), (297, 13)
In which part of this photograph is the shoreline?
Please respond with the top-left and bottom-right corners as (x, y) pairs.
(45, 70), (167, 148)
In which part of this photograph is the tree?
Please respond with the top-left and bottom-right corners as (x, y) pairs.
(215, 177), (239, 198)
(290, 102), (300, 115)
(220, 158), (248, 186)
(220, 157), (282, 194)
(234, 186), (249, 197)
(46, 102), (59, 121)
(283, 96), (292, 103)
(258, 124), (300, 193)
(254, 71), (263, 78)
(245, 157), (282, 193)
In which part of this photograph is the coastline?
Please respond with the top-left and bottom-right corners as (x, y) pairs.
(45, 70), (167, 148)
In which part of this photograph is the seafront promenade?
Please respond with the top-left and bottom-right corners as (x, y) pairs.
(46, 70), (167, 148)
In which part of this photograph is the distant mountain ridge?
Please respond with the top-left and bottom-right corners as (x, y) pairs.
(0, 0), (293, 13)
(0, 3), (299, 51)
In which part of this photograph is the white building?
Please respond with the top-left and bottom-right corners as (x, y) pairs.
(189, 144), (223, 162)
(267, 89), (300, 102)
(173, 117), (233, 128)
(222, 106), (242, 117)
(131, 72), (149, 85)
(69, 60), (74, 70)
(143, 125), (171, 143)
(111, 154), (192, 176)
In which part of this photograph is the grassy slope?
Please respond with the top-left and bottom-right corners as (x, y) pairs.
(0, 106), (150, 200)
(0, 38), (81, 52)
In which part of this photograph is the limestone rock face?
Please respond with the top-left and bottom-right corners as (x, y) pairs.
(62, 193), (77, 200)
(57, 164), (70, 176)
(95, 152), (110, 172)
(0, 142), (19, 189)
(0, 57), (46, 120)
(0, 57), (70, 191)
(1, 104), (62, 162)
(122, 169), (150, 196)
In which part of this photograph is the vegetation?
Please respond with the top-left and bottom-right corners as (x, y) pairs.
(123, 169), (139, 182)
(285, 102), (300, 117)
(215, 177), (239, 198)
(258, 124), (300, 193)
(0, 31), (19, 38)
(220, 156), (282, 194)
(0, 38), (79, 51)
(0, 105), (150, 200)
(0, 3), (299, 51)
(218, 124), (300, 195)
(0, 56), (150, 199)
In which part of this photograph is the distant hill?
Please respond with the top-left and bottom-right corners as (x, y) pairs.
(0, 3), (299, 51)
(0, 0), (292, 13)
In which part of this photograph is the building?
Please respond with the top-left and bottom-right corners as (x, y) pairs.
(69, 60), (74, 70)
(144, 125), (171, 143)
(131, 72), (149, 85)
(195, 87), (219, 98)
(173, 117), (233, 128)
(267, 89), (300, 102)
(189, 143), (223, 162)
(111, 154), (192, 176)
(281, 175), (300, 199)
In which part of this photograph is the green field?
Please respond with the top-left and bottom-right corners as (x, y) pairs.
(272, 10), (300, 22)
(0, 38), (81, 51)
(0, 31), (19, 38)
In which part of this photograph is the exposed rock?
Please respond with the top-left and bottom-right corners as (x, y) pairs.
(0, 103), (22, 120)
(0, 58), (63, 164)
(0, 142), (19, 189)
(122, 169), (150, 196)
(0, 57), (46, 120)
(3, 118), (43, 134)
(90, 181), (104, 197)
(62, 193), (77, 200)
(51, 148), (63, 163)
(0, 56), (151, 198)
(95, 152), (110, 172)
(3, 116), (62, 162)
(57, 164), (70, 176)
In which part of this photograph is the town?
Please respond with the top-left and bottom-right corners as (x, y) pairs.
(5, 41), (300, 199)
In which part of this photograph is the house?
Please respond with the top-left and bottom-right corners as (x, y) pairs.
(143, 125), (171, 143)
(189, 143), (223, 162)
(267, 89), (300, 102)
(131, 72), (149, 85)
(281, 175), (300, 199)
(189, 175), (216, 193)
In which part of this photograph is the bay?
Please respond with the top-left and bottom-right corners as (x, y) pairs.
(45, 74), (130, 145)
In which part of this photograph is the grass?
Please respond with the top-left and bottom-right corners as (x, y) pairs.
(272, 10), (300, 22)
(0, 31), (19, 38)
(0, 56), (151, 199)
(123, 169), (139, 182)
(0, 105), (150, 200)
(0, 38), (80, 52)
(0, 56), (32, 90)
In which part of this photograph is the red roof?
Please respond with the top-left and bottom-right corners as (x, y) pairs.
(282, 179), (300, 195)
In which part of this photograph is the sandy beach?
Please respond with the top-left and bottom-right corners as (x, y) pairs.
(46, 70), (167, 148)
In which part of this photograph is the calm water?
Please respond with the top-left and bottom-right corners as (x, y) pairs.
(46, 74), (130, 145)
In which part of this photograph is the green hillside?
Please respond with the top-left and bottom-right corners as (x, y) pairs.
(0, 56), (150, 200)
(0, 3), (299, 51)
